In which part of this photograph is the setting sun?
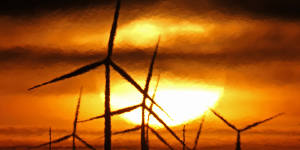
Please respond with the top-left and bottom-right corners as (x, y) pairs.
(0, 0), (296, 149)
(110, 81), (223, 127)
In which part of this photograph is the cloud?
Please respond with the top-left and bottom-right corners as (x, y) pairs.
(0, 46), (300, 95)
(1, 44), (300, 68)
(161, 0), (300, 20)
(209, 0), (300, 20)
(0, 0), (159, 17)
(1, 0), (300, 20)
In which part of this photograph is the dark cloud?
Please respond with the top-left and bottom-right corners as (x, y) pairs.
(1, 46), (300, 93)
(210, 0), (300, 20)
(0, 47), (105, 67)
(1, 46), (300, 68)
(164, 0), (300, 20)
(0, 126), (100, 136)
(0, 0), (158, 17)
(1, 0), (300, 20)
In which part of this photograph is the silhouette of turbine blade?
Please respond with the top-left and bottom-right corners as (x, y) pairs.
(145, 106), (189, 149)
(240, 113), (284, 132)
(146, 74), (160, 145)
(73, 88), (83, 149)
(144, 36), (160, 96)
(148, 126), (174, 150)
(78, 104), (141, 123)
(107, 0), (120, 58)
(192, 116), (205, 150)
(75, 134), (96, 150)
(141, 36), (160, 150)
(28, 59), (106, 90)
(112, 126), (141, 135)
(110, 60), (169, 116)
(33, 134), (72, 148)
(210, 109), (238, 131)
(151, 74), (160, 100)
(147, 74), (161, 123)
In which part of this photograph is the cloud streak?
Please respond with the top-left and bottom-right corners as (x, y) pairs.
(1, 0), (300, 20)
(0, 0), (159, 17)
(1, 46), (300, 68)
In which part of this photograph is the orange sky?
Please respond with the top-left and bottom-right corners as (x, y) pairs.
(0, 0), (300, 149)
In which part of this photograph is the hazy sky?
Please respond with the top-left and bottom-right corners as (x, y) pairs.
(0, 0), (300, 149)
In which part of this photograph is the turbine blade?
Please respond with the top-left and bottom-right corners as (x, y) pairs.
(32, 134), (72, 148)
(240, 113), (284, 132)
(107, 0), (121, 57)
(75, 135), (96, 150)
(145, 106), (187, 149)
(110, 60), (170, 117)
(110, 60), (144, 92)
(148, 127), (174, 150)
(146, 74), (161, 143)
(192, 116), (205, 150)
(73, 88), (83, 132)
(152, 74), (160, 100)
(28, 59), (106, 90)
(210, 109), (238, 131)
(78, 104), (141, 123)
(142, 39), (160, 149)
(112, 126), (141, 135)
(144, 36), (160, 94)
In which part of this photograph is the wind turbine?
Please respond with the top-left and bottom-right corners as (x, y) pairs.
(78, 40), (189, 150)
(210, 109), (284, 150)
(28, 0), (167, 149)
(31, 88), (95, 150)
(93, 75), (174, 150)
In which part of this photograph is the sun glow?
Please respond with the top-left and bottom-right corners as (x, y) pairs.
(110, 81), (223, 127)
(116, 19), (206, 47)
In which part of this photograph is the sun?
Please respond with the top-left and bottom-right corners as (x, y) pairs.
(110, 81), (223, 127)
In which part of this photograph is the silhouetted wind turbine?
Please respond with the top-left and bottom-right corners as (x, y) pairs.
(93, 76), (174, 150)
(28, 1), (167, 150)
(210, 109), (284, 150)
(78, 40), (188, 149)
(31, 88), (95, 150)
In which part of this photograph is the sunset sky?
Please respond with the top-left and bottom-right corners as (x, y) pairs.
(0, 0), (300, 149)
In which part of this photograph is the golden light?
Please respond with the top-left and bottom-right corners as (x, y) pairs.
(116, 19), (206, 47)
(116, 21), (161, 47)
(110, 81), (223, 127)
(70, 19), (207, 49)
